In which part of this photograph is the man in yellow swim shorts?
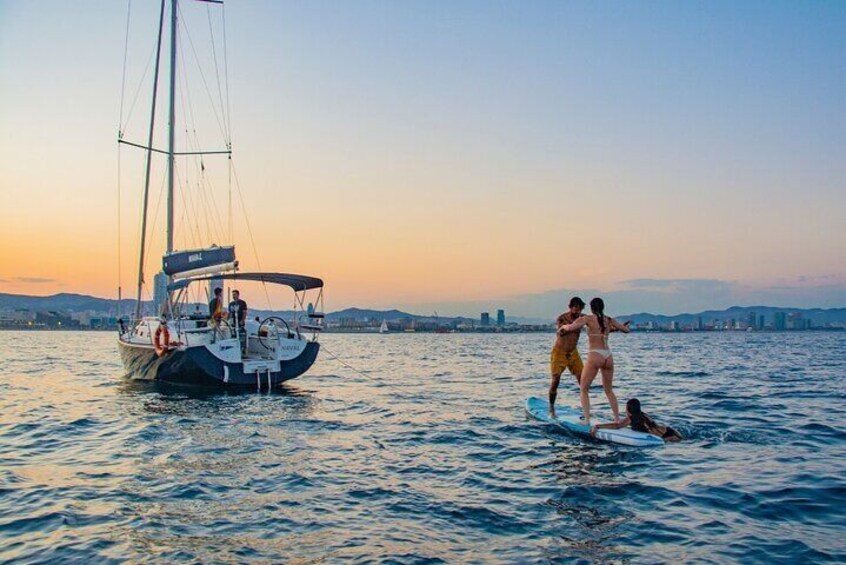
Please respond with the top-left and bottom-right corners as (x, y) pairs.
(549, 296), (585, 418)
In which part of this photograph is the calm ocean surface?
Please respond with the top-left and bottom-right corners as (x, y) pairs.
(1, 331), (845, 564)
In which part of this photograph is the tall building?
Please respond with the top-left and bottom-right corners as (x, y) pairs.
(153, 271), (168, 314)
(481, 312), (490, 326)
(774, 312), (787, 331)
(758, 315), (765, 330)
(746, 311), (757, 330)
(788, 312), (804, 330)
(697, 316), (704, 330)
(496, 309), (505, 326)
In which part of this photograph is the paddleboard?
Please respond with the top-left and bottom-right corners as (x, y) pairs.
(525, 397), (664, 447)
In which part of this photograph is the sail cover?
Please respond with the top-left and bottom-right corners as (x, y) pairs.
(162, 246), (236, 276)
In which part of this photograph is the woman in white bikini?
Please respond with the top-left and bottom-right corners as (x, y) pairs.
(559, 297), (630, 424)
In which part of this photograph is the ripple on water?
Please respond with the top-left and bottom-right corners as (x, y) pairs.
(1, 331), (845, 563)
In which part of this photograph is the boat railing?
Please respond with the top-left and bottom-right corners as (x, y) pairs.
(177, 325), (214, 348)
(297, 313), (324, 337)
(143, 318), (155, 346)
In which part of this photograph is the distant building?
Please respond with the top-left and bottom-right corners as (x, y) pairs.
(697, 316), (704, 330)
(153, 271), (169, 314)
(774, 312), (787, 330)
(788, 312), (804, 330)
(746, 311), (757, 330)
(670, 321), (680, 331)
(481, 312), (490, 326)
(758, 315), (765, 330)
(496, 309), (505, 326)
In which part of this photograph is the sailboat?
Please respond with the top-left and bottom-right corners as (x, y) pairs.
(116, 0), (324, 388)
(379, 319), (389, 334)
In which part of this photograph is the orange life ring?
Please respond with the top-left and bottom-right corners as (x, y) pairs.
(154, 325), (171, 357)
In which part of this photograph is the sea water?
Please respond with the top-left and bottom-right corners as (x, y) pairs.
(1, 331), (844, 563)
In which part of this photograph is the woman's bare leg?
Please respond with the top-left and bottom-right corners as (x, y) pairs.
(580, 356), (601, 424)
(600, 357), (619, 422)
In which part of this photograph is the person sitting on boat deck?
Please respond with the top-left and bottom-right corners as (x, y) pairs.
(549, 296), (586, 419)
(208, 287), (227, 322)
(228, 290), (248, 351)
(591, 398), (683, 442)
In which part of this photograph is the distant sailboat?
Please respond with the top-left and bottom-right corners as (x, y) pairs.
(116, 0), (325, 388)
(379, 319), (389, 334)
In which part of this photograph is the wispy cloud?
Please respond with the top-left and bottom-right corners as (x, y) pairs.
(399, 276), (846, 318)
(10, 277), (58, 284)
(18, 277), (56, 284)
(619, 278), (734, 293)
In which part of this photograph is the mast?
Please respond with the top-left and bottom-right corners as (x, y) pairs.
(134, 0), (167, 320)
(167, 0), (177, 256)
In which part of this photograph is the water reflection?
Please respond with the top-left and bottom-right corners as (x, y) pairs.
(110, 376), (326, 560)
(1, 331), (844, 563)
(533, 440), (634, 562)
(116, 377), (315, 401)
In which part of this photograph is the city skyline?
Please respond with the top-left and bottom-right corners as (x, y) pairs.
(1, 1), (844, 315)
(2, 288), (843, 332)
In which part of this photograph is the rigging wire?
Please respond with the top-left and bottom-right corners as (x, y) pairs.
(221, 3), (232, 143)
(143, 169), (169, 276)
(178, 3), (228, 143)
(175, 75), (200, 247)
(174, 164), (200, 248)
(206, 4), (229, 142)
(118, 0), (133, 135)
(221, 3), (233, 243)
(176, 66), (212, 246)
(117, 137), (123, 320)
(230, 161), (273, 311)
(177, 42), (227, 244)
(121, 34), (160, 138)
(117, 0), (132, 320)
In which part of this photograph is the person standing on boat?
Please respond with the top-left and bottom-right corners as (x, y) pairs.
(549, 296), (586, 418)
(209, 287), (226, 321)
(229, 289), (248, 352)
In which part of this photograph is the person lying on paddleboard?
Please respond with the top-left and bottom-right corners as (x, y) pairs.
(558, 297), (630, 424)
(591, 398), (683, 442)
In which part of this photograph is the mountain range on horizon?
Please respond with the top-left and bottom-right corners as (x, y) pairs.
(1, 291), (845, 326)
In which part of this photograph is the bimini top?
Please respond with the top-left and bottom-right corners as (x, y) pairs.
(168, 272), (324, 292)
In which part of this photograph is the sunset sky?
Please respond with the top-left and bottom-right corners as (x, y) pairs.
(1, 1), (844, 316)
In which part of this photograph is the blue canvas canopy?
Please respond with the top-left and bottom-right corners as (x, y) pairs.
(168, 272), (324, 292)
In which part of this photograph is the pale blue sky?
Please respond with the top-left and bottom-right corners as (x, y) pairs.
(1, 1), (844, 315)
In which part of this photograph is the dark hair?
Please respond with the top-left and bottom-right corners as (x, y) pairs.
(627, 398), (655, 433)
(569, 296), (586, 308)
(590, 297), (605, 333)
(232, 289), (239, 295)
(214, 287), (223, 295)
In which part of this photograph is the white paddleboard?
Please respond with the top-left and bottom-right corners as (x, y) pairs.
(525, 397), (664, 447)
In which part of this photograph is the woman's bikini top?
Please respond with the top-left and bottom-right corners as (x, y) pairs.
(587, 316), (611, 346)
